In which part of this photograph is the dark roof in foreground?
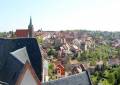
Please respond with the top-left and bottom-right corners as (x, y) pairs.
(0, 38), (42, 85)
(42, 71), (92, 85)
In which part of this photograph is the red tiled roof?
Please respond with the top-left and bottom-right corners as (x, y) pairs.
(15, 29), (29, 37)
(56, 64), (65, 75)
(56, 64), (64, 69)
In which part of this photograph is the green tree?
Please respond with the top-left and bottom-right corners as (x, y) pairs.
(90, 60), (96, 66)
(116, 48), (120, 57)
(80, 51), (87, 61)
(47, 48), (56, 56)
(48, 63), (55, 80)
(36, 36), (43, 44)
(107, 73), (115, 84)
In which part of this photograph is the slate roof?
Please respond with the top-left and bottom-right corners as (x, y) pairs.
(42, 71), (92, 85)
(0, 38), (42, 85)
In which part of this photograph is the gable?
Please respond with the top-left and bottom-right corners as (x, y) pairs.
(16, 61), (41, 85)
(10, 47), (30, 64)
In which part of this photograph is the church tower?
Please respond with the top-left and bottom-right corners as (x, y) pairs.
(28, 16), (34, 37)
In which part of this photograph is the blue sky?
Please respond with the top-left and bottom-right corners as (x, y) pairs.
(0, 0), (120, 32)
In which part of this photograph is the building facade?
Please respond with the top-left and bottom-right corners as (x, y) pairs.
(15, 17), (34, 38)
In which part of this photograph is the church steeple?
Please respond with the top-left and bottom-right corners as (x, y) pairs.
(28, 16), (33, 29)
(28, 16), (34, 37)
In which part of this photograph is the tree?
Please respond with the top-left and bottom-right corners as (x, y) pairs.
(81, 51), (88, 60)
(48, 63), (54, 70)
(90, 60), (96, 66)
(116, 68), (120, 84)
(48, 63), (55, 80)
(47, 48), (56, 56)
(116, 48), (120, 57)
(107, 73), (115, 84)
(36, 36), (43, 44)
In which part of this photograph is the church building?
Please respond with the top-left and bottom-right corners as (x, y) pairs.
(15, 17), (34, 38)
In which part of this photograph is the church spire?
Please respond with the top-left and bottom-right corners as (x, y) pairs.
(28, 16), (34, 37)
(30, 16), (32, 26)
(28, 16), (33, 29)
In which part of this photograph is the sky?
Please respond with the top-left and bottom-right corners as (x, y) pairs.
(0, 0), (120, 32)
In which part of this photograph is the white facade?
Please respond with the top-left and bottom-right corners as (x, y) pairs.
(20, 69), (38, 85)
